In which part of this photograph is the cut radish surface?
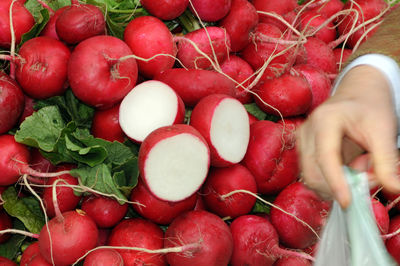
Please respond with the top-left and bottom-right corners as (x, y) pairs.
(139, 125), (210, 202)
(190, 94), (250, 167)
(119, 80), (185, 143)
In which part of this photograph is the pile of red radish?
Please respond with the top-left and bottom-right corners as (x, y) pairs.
(0, 0), (399, 265)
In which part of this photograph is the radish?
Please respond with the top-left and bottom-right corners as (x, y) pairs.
(371, 198), (389, 235)
(83, 249), (124, 266)
(270, 182), (331, 249)
(254, 72), (313, 117)
(385, 215), (400, 264)
(274, 257), (312, 266)
(130, 179), (197, 225)
(97, 229), (111, 247)
(38, 210), (99, 266)
(253, 0), (298, 29)
(219, 0), (259, 52)
(190, 94), (250, 167)
(164, 210), (233, 266)
(0, 211), (12, 243)
(189, 0), (232, 22)
(124, 16), (176, 78)
(201, 164), (257, 218)
(18, 95), (34, 124)
(108, 218), (166, 266)
(81, 195), (128, 228)
(20, 242), (50, 266)
(139, 124), (210, 202)
(140, 0), (189, 20)
(68, 35), (138, 109)
(243, 120), (300, 194)
(307, 0), (344, 19)
(91, 104), (125, 143)
(298, 11), (337, 44)
(154, 68), (236, 107)
(0, 71), (24, 134)
(382, 190), (400, 211)
(230, 215), (314, 266)
(55, 3), (105, 45)
(0, 257), (17, 266)
(119, 80), (185, 143)
(333, 48), (352, 70)
(40, 6), (68, 40)
(0, 0), (35, 49)
(220, 54), (254, 103)
(30, 148), (56, 173)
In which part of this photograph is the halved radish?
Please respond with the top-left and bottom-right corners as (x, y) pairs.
(190, 94), (250, 167)
(139, 124), (210, 202)
(119, 80), (185, 143)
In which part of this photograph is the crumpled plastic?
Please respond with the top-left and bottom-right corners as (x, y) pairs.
(314, 166), (397, 266)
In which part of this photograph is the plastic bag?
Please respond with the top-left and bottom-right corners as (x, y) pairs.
(314, 166), (397, 266)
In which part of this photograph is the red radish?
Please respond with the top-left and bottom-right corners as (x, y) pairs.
(124, 16), (176, 78)
(20, 242), (42, 266)
(130, 179), (197, 225)
(220, 55), (254, 103)
(308, 0), (345, 19)
(139, 124), (210, 202)
(119, 80), (185, 143)
(0, 0), (35, 49)
(298, 11), (337, 44)
(201, 164), (257, 218)
(91, 104), (125, 143)
(254, 72), (313, 117)
(248, 112), (259, 124)
(22, 253), (51, 266)
(176, 27), (230, 70)
(108, 218), (166, 266)
(55, 3), (105, 45)
(270, 182), (331, 249)
(190, 94), (250, 167)
(0, 256), (17, 266)
(30, 149), (56, 173)
(383, 190), (400, 211)
(83, 249), (124, 266)
(38, 210), (99, 266)
(194, 194), (206, 210)
(243, 120), (300, 194)
(189, 0), (232, 22)
(230, 215), (314, 266)
(0, 71), (24, 134)
(0, 211), (12, 243)
(15, 37), (70, 99)
(371, 198), (389, 235)
(296, 37), (337, 74)
(274, 257), (312, 266)
(154, 68), (236, 107)
(219, 0), (259, 52)
(81, 195), (128, 228)
(164, 210), (233, 266)
(97, 229), (111, 247)
(140, 0), (189, 20)
(385, 215), (400, 264)
(68, 35), (138, 109)
(293, 64), (332, 113)
(253, 0), (298, 28)
(333, 48), (352, 70)
(42, 165), (81, 218)
(18, 95), (34, 124)
(40, 6), (68, 40)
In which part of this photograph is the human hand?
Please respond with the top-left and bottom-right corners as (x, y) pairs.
(297, 65), (400, 208)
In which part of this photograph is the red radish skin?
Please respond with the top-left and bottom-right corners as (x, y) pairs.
(274, 257), (312, 266)
(15, 37), (71, 99)
(201, 164), (257, 218)
(220, 55), (254, 103)
(194, 194), (207, 210)
(253, 0), (298, 28)
(124, 16), (176, 78)
(254, 72), (313, 117)
(97, 229), (111, 247)
(55, 3), (105, 44)
(0, 211), (12, 244)
(243, 120), (300, 195)
(176, 26), (231, 70)
(164, 210), (233, 266)
(130, 179), (197, 225)
(83, 249), (124, 266)
(138, 124), (210, 202)
(382, 190), (400, 211)
(333, 48), (352, 70)
(308, 0), (345, 19)
(248, 112), (259, 125)
(270, 182), (331, 249)
(20, 242), (42, 266)
(42, 165), (81, 218)
(293, 64), (332, 113)
(38, 210), (99, 266)
(189, 0), (232, 22)
(68, 35), (138, 109)
(0, 0), (35, 49)
(190, 94), (250, 167)
(108, 218), (166, 266)
(40, 7), (68, 40)
(91, 104), (125, 143)
(81, 195), (128, 228)
(154, 68), (236, 107)
(298, 11), (337, 44)
(140, 0), (189, 20)
(30, 148), (56, 173)
(386, 215), (400, 264)
(219, 0), (259, 52)
(18, 95), (34, 124)
(23, 253), (51, 266)
(0, 256), (17, 266)
(119, 80), (185, 143)
(0, 71), (25, 134)
(371, 198), (389, 235)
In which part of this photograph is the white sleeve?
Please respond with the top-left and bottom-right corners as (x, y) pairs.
(331, 54), (400, 147)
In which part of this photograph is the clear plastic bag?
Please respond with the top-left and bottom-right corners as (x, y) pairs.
(314, 166), (397, 266)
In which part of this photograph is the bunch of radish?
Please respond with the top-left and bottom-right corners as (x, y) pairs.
(0, 0), (399, 265)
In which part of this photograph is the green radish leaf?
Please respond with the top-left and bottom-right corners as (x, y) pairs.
(47, 0), (71, 10)
(20, 0), (50, 47)
(2, 187), (45, 234)
(113, 157), (139, 197)
(65, 134), (108, 167)
(251, 199), (271, 215)
(0, 219), (26, 260)
(244, 103), (267, 121)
